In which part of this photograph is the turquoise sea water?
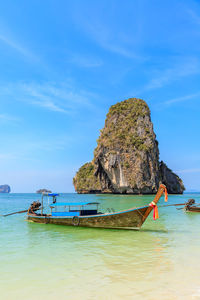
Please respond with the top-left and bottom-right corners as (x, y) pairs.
(1, 193), (200, 300)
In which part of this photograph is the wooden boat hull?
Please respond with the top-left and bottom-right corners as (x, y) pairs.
(27, 205), (152, 230)
(185, 207), (200, 213)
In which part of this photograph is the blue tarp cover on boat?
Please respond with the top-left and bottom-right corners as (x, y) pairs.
(52, 211), (80, 217)
(47, 193), (59, 197)
(50, 202), (99, 207)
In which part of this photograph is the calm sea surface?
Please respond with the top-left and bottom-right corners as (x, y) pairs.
(1, 192), (200, 300)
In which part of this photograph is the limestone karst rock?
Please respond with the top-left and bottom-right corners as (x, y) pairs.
(73, 98), (185, 194)
(0, 184), (11, 193)
(36, 189), (52, 194)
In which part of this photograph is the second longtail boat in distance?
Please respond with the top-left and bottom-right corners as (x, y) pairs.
(184, 199), (200, 212)
(27, 184), (168, 230)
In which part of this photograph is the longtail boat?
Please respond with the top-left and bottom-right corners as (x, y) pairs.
(184, 199), (200, 213)
(27, 184), (168, 230)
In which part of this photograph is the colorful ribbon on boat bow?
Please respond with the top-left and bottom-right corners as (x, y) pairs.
(149, 185), (168, 220)
(149, 201), (159, 220)
(164, 186), (168, 202)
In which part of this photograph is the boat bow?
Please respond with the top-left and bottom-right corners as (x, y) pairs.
(141, 184), (168, 224)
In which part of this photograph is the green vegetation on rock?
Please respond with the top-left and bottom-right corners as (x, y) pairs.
(73, 162), (101, 193)
(95, 98), (152, 153)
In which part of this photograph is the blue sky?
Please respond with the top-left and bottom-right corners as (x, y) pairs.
(0, 0), (200, 192)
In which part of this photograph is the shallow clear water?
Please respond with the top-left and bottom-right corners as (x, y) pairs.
(1, 193), (200, 300)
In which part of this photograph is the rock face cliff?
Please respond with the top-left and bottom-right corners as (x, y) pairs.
(0, 184), (11, 193)
(159, 161), (185, 194)
(73, 98), (185, 194)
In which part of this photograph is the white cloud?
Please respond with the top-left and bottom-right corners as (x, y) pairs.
(0, 33), (37, 61)
(0, 81), (97, 114)
(71, 4), (144, 60)
(69, 54), (103, 68)
(164, 92), (200, 106)
(21, 84), (69, 113)
(133, 57), (200, 97)
(176, 168), (200, 174)
(0, 113), (19, 123)
(146, 58), (200, 91)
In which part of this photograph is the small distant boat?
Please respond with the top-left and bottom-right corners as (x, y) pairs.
(27, 184), (168, 230)
(184, 199), (200, 212)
